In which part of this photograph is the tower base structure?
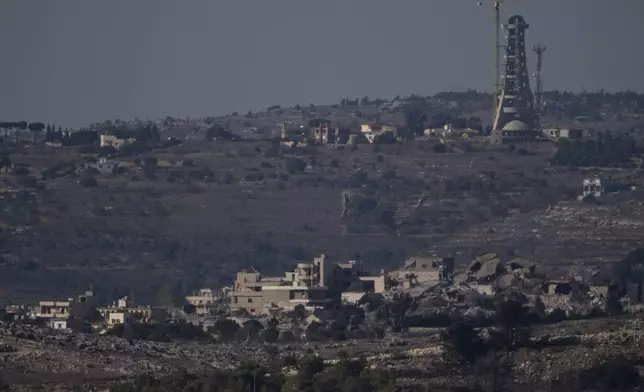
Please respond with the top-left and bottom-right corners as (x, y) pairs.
(489, 15), (539, 145)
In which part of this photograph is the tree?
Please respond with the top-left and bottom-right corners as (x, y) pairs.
(28, 122), (46, 143)
(15, 121), (27, 143)
(493, 299), (529, 351)
(79, 177), (99, 188)
(284, 157), (306, 174)
(209, 319), (239, 341)
(441, 321), (487, 365)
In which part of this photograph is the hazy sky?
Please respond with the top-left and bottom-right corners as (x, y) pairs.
(1, 0), (642, 128)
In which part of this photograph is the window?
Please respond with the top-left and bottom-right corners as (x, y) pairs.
(247, 298), (253, 303)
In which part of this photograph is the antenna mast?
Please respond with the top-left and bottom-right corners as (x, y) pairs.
(533, 44), (546, 127)
(493, 1), (504, 116)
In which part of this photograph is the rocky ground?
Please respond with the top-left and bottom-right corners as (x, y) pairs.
(3, 315), (644, 391)
(435, 187), (644, 279)
(0, 322), (269, 391)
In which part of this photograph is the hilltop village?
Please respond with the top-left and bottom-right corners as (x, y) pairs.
(3, 251), (638, 331)
(0, 12), (643, 389)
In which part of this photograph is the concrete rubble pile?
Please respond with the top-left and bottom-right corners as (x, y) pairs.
(407, 253), (615, 321)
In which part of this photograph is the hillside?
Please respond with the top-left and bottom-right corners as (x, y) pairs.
(0, 136), (587, 304)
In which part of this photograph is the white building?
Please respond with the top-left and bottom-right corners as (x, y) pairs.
(49, 318), (68, 330)
(582, 177), (604, 198)
(360, 123), (397, 143)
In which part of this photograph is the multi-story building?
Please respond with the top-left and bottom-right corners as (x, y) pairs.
(185, 288), (219, 316)
(33, 300), (72, 319)
(31, 288), (96, 319)
(230, 254), (387, 315)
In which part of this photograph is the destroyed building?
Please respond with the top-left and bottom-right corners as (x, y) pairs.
(308, 119), (349, 145)
(390, 257), (455, 289)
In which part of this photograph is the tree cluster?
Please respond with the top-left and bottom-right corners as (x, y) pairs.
(551, 134), (637, 167)
(110, 356), (396, 392)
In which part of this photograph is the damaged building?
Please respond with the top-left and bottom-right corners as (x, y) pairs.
(230, 254), (387, 315)
(390, 256), (455, 289)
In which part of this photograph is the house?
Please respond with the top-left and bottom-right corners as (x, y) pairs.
(97, 296), (165, 325)
(425, 124), (478, 139)
(281, 121), (308, 145)
(76, 158), (116, 176)
(49, 318), (68, 330)
(543, 128), (583, 140)
(308, 120), (349, 145)
(107, 311), (131, 326)
(360, 123), (398, 143)
(581, 178), (604, 199)
(185, 288), (219, 316)
(33, 300), (71, 319)
(186, 288), (217, 306)
(3, 305), (26, 322)
(31, 287), (97, 320)
(230, 265), (332, 315)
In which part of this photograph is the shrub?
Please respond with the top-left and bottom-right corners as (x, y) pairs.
(433, 143), (448, 153)
(79, 177), (98, 188)
(284, 157), (306, 174)
(144, 156), (158, 167)
(552, 135), (636, 167)
(577, 356), (640, 390)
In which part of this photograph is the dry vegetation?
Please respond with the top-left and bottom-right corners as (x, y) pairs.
(0, 139), (587, 302)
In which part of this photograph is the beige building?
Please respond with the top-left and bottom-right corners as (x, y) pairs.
(185, 288), (219, 316)
(391, 257), (455, 288)
(186, 288), (217, 306)
(100, 134), (135, 150)
(231, 255), (387, 315)
(34, 300), (71, 319)
(32, 288), (96, 319)
(107, 311), (131, 326)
